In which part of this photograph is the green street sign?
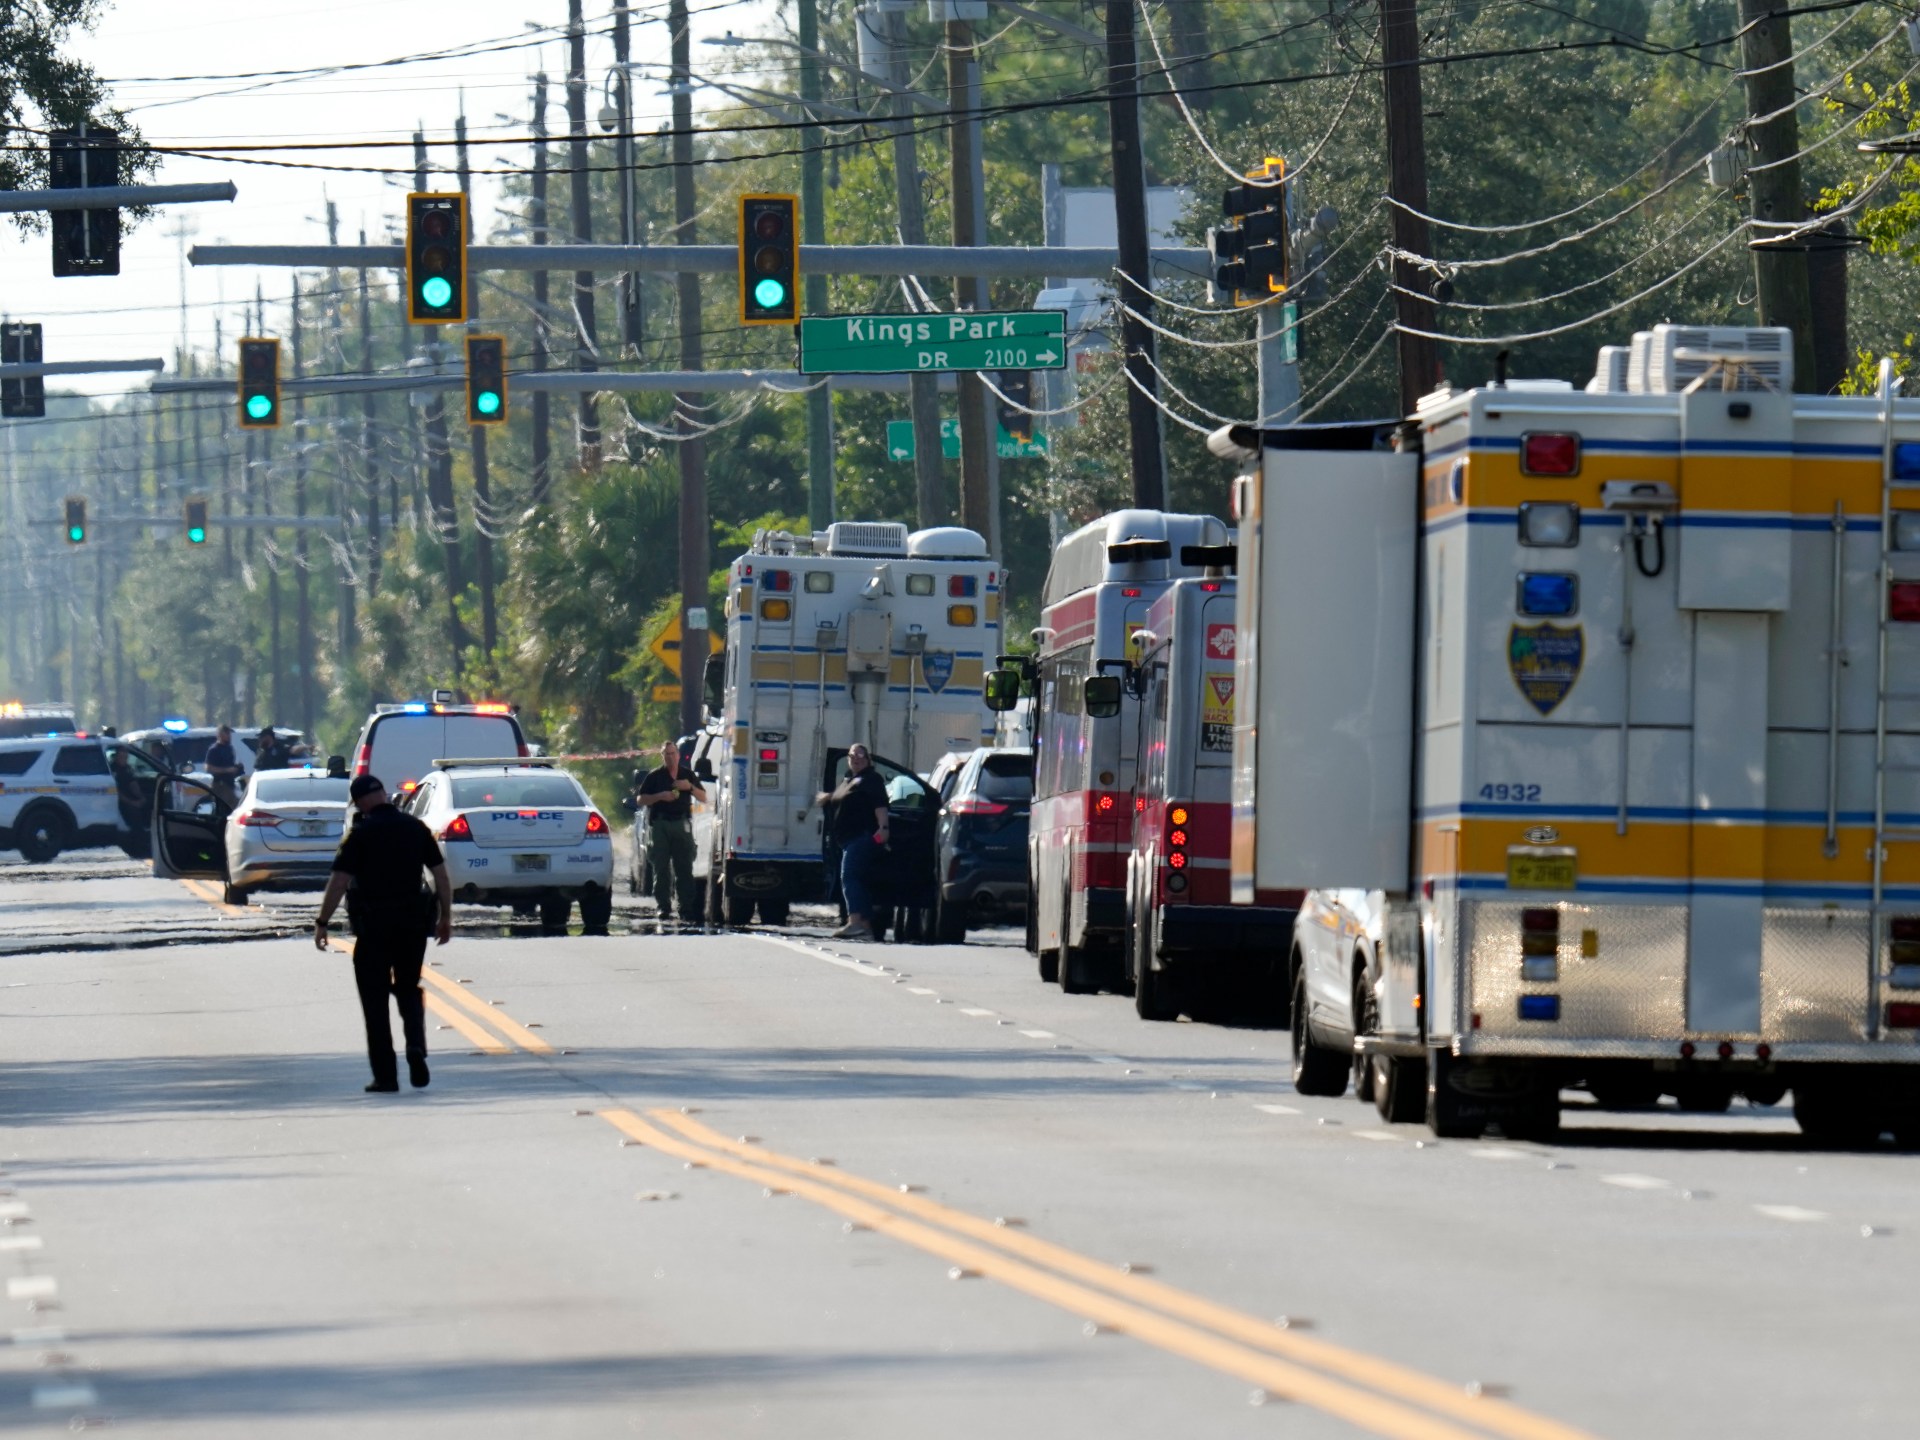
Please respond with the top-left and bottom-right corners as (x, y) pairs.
(886, 418), (1048, 462)
(801, 310), (1069, 375)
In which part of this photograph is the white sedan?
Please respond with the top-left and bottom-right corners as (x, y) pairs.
(404, 761), (614, 935)
(223, 768), (352, 905)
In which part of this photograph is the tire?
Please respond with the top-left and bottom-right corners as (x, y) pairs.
(936, 896), (968, 945)
(704, 863), (722, 925)
(222, 883), (250, 906)
(578, 889), (613, 935)
(1425, 1046), (1486, 1139)
(1037, 948), (1060, 984)
(756, 897), (789, 927)
(1375, 1054), (1428, 1124)
(723, 886), (755, 926)
(539, 895), (572, 935)
(1060, 943), (1099, 994)
(1587, 1077), (1662, 1110)
(1133, 907), (1179, 1021)
(1671, 1078), (1733, 1113)
(14, 804), (71, 865)
(1793, 1082), (1885, 1146)
(1352, 970), (1379, 1105)
(1290, 966), (1349, 1097)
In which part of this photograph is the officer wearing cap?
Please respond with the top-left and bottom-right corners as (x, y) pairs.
(313, 773), (453, 1093)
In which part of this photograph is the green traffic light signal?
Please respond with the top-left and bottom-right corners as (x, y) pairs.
(754, 277), (787, 310)
(475, 390), (500, 416)
(187, 526), (206, 543)
(67, 523), (84, 543)
(63, 496), (85, 544)
(245, 393), (274, 421)
(420, 275), (453, 310)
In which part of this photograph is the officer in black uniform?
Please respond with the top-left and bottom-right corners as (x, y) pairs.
(312, 773), (453, 1093)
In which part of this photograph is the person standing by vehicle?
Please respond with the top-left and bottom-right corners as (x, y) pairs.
(254, 726), (292, 772)
(636, 739), (705, 920)
(312, 774), (452, 1093)
(818, 743), (890, 941)
(205, 724), (243, 809)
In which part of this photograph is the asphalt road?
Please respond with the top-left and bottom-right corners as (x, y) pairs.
(2, 849), (1915, 1437)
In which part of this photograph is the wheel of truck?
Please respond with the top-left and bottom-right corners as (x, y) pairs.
(579, 889), (613, 936)
(1060, 943), (1101, 995)
(1375, 1054), (1428, 1124)
(1424, 1047), (1486, 1139)
(1290, 966), (1349, 1097)
(14, 804), (71, 865)
(723, 884), (755, 926)
(1586, 1077), (1662, 1110)
(756, 897), (789, 927)
(1133, 907), (1179, 1021)
(539, 895), (572, 935)
(704, 863), (722, 925)
(1352, 970), (1379, 1105)
(1671, 1077), (1733, 1113)
(1792, 1081), (1885, 1147)
(222, 883), (250, 907)
(1037, 947), (1060, 984)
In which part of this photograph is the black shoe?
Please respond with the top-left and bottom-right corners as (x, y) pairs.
(408, 1056), (430, 1089)
(365, 1080), (400, 1093)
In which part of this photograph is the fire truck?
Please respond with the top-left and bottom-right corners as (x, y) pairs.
(704, 521), (1001, 928)
(1223, 326), (1920, 1142)
(1124, 563), (1301, 1021)
(1013, 509), (1230, 992)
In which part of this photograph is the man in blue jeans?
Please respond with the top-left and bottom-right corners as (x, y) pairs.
(819, 744), (891, 940)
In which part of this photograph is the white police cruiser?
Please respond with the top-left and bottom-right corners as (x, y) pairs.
(0, 734), (171, 863)
(402, 759), (614, 935)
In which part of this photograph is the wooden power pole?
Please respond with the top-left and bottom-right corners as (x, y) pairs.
(1737, 0), (1818, 393)
(1380, 0), (1440, 415)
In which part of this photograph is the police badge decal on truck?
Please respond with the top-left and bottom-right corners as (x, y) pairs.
(1508, 623), (1583, 716)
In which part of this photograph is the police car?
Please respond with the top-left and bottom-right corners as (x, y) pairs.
(122, 721), (268, 779)
(0, 734), (171, 863)
(403, 760), (614, 935)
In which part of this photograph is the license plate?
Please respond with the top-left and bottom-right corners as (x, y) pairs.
(298, 822), (330, 838)
(513, 853), (551, 873)
(1507, 850), (1576, 890)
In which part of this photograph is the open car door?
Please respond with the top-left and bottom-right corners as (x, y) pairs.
(821, 747), (939, 912)
(149, 771), (232, 881)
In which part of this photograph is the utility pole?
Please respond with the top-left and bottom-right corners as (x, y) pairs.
(798, 0), (835, 530)
(1737, 0), (1818, 393)
(358, 226), (383, 596)
(612, 0), (642, 353)
(1380, 0), (1440, 414)
(325, 199), (355, 660)
(671, 0), (710, 737)
(947, 13), (995, 544)
(291, 277), (316, 739)
(530, 74), (554, 504)
(566, 0), (601, 469)
(879, 3), (945, 529)
(258, 288), (283, 724)
(416, 129), (468, 675)
(457, 109), (499, 655)
(1106, 0), (1165, 510)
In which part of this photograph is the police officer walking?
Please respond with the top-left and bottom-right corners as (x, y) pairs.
(312, 774), (453, 1093)
(635, 738), (705, 920)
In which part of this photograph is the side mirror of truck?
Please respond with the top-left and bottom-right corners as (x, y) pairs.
(703, 651), (725, 717)
(983, 667), (1023, 713)
(1083, 675), (1123, 720)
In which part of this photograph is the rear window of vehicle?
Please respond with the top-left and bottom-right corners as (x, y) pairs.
(365, 713), (523, 790)
(52, 745), (108, 776)
(450, 774), (584, 809)
(976, 752), (1034, 801)
(253, 777), (350, 805)
(0, 749), (41, 776)
(0, 715), (74, 740)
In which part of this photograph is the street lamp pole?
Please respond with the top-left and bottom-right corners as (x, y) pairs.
(797, 0), (835, 531)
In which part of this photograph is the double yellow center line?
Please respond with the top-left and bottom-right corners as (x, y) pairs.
(325, 938), (551, 1056)
(602, 1109), (1600, 1440)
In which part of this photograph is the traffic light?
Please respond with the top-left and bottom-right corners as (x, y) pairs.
(738, 194), (799, 325)
(997, 371), (1034, 445)
(465, 335), (507, 425)
(407, 193), (466, 324)
(2, 322), (45, 419)
(1209, 158), (1288, 306)
(237, 338), (280, 429)
(184, 498), (209, 545)
(63, 496), (86, 545)
(49, 127), (120, 279)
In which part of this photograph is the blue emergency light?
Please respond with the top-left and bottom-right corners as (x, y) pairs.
(1894, 442), (1920, 483)
(161, 717), (191, 733)
(1517, 994), (1562, 1022)
(1517, 573), (1578, 617)
(402, 702), (430, 714)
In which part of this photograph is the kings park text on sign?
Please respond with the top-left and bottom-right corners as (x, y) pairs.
(798, 310), (1069, 375)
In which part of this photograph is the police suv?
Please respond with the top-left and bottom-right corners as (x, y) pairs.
(0, 734), (172, 863)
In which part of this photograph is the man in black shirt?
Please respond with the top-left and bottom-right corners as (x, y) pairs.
(254, 727), (292, 772)
(636, 738), (706, 920)
(205, 724), (243, 809)
(313, 774), (453, 1092)
(818, 743), (891, 941)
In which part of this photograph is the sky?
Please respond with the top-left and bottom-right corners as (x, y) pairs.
(4, 0), (782, 398)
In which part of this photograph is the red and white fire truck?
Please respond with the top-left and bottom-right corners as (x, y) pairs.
(1125, 562), (1301, 1021)
(1011, 509), (1231, 992)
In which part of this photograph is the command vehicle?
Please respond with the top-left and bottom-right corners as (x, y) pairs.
(1222, 325), (1920, 1142)
(1019, 509), (1230, 991)
(1124, 566), (1300, 1021)
(703, 521), (1000, 927)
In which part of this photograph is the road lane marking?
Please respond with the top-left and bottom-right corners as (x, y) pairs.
(1753, 1204), (1828, 1223)
(422, 993), (510, 1054)
(1019, 1029), (1054, 1038)
(603, 1111), (1534, 1440)
(11, 1327), (66, 1345)
(0, 1201), (28, 1220)
(1254, 1103), (1301, 1116)
(1600, 1174), (1670, 1191)
(327, 939), (552, 1054)
(7, 1277), (56, 1300)
(0, 1236), (44, 1252)
(1354, 1130), (1400, 1143)
(959, 1007), (996, 1017)
(639, 1110), (1597, 1440)
(31, 1384), (97, 1409)
(178, 878), (251, 916)
(751, 934), (892, 978)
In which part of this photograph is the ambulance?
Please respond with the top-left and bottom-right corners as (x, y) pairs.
(705, 521), (1001, 928)
(1013, 509), (1230, 992)
(1224, 326), (1920, 1142)
(1123, 562), (1301, 1021)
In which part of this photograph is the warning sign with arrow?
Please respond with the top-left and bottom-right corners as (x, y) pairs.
(649, 615), (724, 670)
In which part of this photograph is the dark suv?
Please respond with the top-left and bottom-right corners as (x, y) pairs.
(933, 747), (1033, 943)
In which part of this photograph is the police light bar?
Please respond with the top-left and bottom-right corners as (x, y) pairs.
(161, 717), (191, 733)
(429, 757), (556, 769)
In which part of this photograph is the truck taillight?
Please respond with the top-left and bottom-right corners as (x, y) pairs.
(764, 569), (793, 592)
(1166, 805), (1190, 875)
(1887, 1002), (1920, 1028)
(441, 814), (472, 840)
(949, 574), (978, 597)
(1520, 432), (1580, 475)
(1168, 852), (1187, 869)
(1097, 795), (1114, 812)
(1891, 916), (1920, 965)
(1891, 583), (1920, 623)
(1520, 906), (1559, 981)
